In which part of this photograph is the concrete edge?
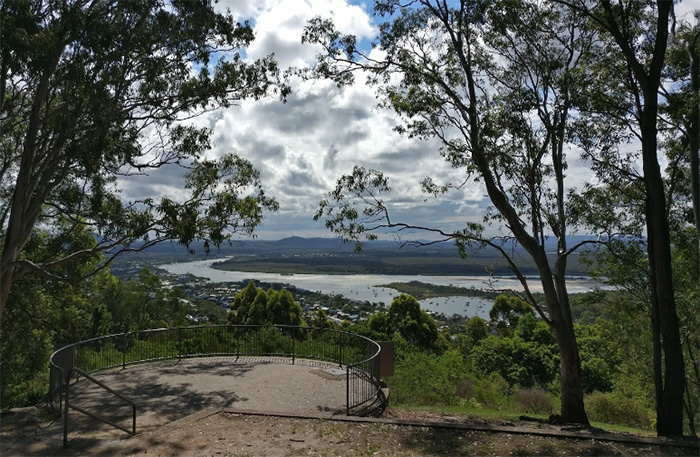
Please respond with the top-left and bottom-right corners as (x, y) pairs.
(211, 408), (699, 450)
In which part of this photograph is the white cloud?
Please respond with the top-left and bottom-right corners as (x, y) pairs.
(238, 0), (376, 68)
(121, 0), (620, 241)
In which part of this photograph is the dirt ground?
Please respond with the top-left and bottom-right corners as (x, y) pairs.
(3, 407), (698, 457)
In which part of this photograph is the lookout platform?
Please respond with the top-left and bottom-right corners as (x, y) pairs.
(4, 358), (348, 455)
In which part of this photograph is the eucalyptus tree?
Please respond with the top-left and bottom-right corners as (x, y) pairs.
(387, 294), (440, 351)
(227, 281), (305, 327)
(667, 10), (700, 268)
(554, 0), (691, 436)
(664, 20), (700, 433)
(0, 0), (287, 322)
(306, 0), (597, 424)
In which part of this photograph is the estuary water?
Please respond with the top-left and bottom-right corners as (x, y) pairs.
(160, 259), (603, 319)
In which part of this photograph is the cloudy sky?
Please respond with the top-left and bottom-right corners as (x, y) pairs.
(121, 0), (697, 241)
(210, 0), (475, 241)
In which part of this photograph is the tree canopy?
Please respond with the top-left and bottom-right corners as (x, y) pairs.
(307, 0), (596, 424)
(0, 0), (287, 322)
(387, 294), (440, 351)
(553, 0), (696, 436)
(306, 0), (699, 433)
(227, 280), (305, 327)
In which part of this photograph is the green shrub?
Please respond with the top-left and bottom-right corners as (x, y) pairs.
(514, 388), (555, 414)
(456, 379), (476, 399)
(585, 391), (653, 429)
(581, 356), (614, 393)
(1, 372), (48, 409)
(471, 335), (558, 389)
(387, 352), (458, 405)
(473, 372), (512, 410)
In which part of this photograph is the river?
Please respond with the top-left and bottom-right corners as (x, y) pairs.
(160, 259), (603, 320)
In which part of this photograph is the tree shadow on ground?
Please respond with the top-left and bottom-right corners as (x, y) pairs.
(399, 426), (477, 456)
(14, 359), (347, 456)
(69, 372), (248, 426)
(397, 426), (680, 456)
(63, 360), (254, 447)
(136, 359), (258, 378)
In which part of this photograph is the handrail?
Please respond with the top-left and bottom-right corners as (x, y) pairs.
(48, 325), (383, 447)
(49, 325), (381, 377)
(64, 368), (136, 448)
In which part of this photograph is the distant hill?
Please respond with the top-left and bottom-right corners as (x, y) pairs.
(112, 234), (598, 277)
(206, 235), (596, 277)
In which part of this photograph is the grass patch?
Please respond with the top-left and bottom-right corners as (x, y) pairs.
(587, 420), (656, 436)
(389, 404), (656, 436)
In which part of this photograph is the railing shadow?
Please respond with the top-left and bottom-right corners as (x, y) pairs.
(48, 325), (383, 448)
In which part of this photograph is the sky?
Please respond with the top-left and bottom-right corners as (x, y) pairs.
(119, 0), (698, 242)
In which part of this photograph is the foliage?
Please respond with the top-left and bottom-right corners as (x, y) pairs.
(470, 335), (558, 390)
(342, 321), (390, 345)
(0, 0), (285, 320)
(388, 350), (465, 406)
(0, 276), (53, 407)
(306, 0), (603, 424)
(464, 309), (559, 390)
(585, 392), (653, 430)
(387, 294), (439, 352)
(228, 280), (305, 327)
(462, 316), (488, 349)
(0, 228), (202, 407)
(189, 299), (227, 325)
(472, 372), (512, 411)
(108, 269), (191, 332)
(575, 320), (621, 394)
(380, 287), (675, 430)
(366, 311), (391, 339)
(670, 226), (700, 435)
(559, 0), (692, 436)
(489, 295), (533, 336)
(309, 308), (336, 330)
(0, 227), (114, 407)
(568, 290), (612, 326)
(514, 388), (556, 415)
(387, 340), (515, 411)
(514, 314), (556, 347)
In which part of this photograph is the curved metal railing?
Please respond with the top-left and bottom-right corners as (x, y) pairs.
(48, 325), (382, 445)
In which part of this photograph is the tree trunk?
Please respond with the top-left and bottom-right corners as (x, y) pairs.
(554, 0), (686, 435)
(532, 248), (588, 425)
(0, 264), (12, 323)
(686, 36), (700, 267)
(641, 109), (686, 437)
(649, 287), (664, 420)
(0, 243), (20, 323)
(554, 320), (589, 424)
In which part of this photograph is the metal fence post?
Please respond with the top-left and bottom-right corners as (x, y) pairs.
(122, 335), (126, 369)
(292, 327), (295, 365)
(63, 369), (71, 448)
(178, 328), (182, 362)
(235, 331), (240, 361)
(338, 336), (342, 368)
(340, 339), (344, 368)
